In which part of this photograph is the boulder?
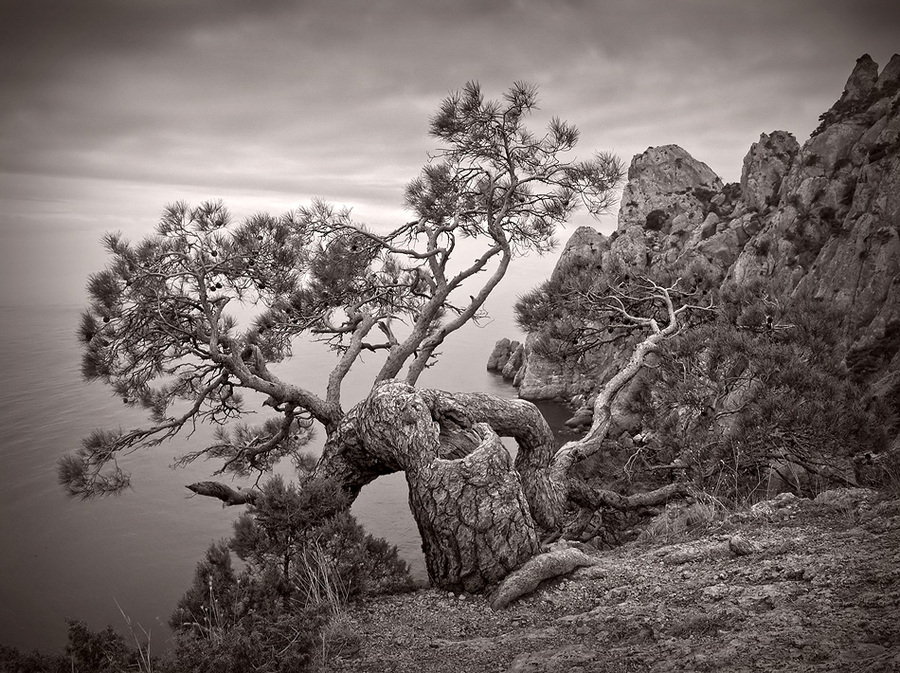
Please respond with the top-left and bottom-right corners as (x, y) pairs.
(486, 337), (513, 372)
(740, 131), (799, 212)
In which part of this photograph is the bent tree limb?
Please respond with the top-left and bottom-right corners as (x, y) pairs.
(186, 481), (259, 506)
(186, 370), (692, 594)
(549, 280), (700, 516)
(185, 383), (547, 591)
(568, 480), (691, 510)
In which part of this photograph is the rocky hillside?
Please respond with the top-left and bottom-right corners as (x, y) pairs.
(330, 489), (900, 672)
(491, 54), (900, 455)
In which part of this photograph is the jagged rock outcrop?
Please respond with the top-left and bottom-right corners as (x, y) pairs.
(496, 53), (900, 446)
(740, 130), (800, 212)
(514, 227), (611, 402)
(618, 144), (723, 235)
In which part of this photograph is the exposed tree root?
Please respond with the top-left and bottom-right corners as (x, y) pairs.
(490, 545), (600, 610)
(568, 480), (692, 511)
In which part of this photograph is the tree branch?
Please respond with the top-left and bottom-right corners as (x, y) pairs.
(186, 481), (259, 506)
(568, 480), (692, 511)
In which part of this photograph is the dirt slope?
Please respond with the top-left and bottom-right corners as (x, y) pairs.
(330, 489), (900, 673)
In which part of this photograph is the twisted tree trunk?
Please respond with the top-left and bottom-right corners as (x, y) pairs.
(356, 382), (540, 591)
(191, 307), (691, 595)
(418, 390), (562, 530)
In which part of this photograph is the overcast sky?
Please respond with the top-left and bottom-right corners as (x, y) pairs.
(1, 0), (898, 307)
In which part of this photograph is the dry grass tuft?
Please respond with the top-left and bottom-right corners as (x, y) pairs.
(639, 494), (727, 544)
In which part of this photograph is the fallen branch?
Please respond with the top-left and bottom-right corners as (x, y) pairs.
(186, 481), (259, 506)
(568, 480), (692, 511)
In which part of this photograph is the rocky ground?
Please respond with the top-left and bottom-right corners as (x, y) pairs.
(328, 489), (900, 672)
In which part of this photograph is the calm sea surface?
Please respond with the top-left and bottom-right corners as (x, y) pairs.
(0, 256), (569, 652)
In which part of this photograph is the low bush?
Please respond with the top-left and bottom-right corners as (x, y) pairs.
(0, 620), (145, 673)
(644, 209), (669, 231)
(167, 475), (415, 671)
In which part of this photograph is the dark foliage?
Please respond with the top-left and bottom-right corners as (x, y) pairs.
(644, 209), (669, 231)
(633, 287), (892, 503)
(847, 320), (900, 384)
(0, 620), (143, 673)
(167, 476), (415, 672)
(518, 262), (892, 511)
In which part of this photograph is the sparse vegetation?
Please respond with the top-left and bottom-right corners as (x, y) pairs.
(811, 63), (880, 136)
(644, 208), (668, 231)
(167, 476), (414, 672)
(638, 495), (727, 544)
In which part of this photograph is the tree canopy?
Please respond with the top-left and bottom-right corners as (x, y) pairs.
(61, 81), (625, 504)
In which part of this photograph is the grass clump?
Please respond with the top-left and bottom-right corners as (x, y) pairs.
(639, 495), (727, 544)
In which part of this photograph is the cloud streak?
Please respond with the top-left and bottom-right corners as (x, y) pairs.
(1, 0), (898, 305)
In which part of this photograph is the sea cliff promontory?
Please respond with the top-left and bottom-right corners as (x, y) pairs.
(492, 54), (900, 463)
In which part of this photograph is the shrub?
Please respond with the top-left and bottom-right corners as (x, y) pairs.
(692, 186), (716, 206)
(722, 182), (742, 202)
(642, 289), (892, 503)
(0, 620), (144, 673)
(165, 475), (414, 672)
(868, 141), (895, 163)
(847, 321), (900, 389)
(166, 608), (324, 673)
(0, 645), (66, 673)
(638, 496), (726, 544)
(644, 209), (668, 231)
(832, 155), (853, 174)
(169, 540), (247, 634)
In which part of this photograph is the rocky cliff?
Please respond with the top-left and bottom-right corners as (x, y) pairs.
(491, 54), (900, 451)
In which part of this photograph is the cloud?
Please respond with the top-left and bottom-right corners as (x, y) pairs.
(1, 0), (898, 306)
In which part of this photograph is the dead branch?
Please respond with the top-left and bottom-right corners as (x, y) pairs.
(186, 481), (259, 506)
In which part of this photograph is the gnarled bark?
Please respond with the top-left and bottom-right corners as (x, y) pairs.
(189, 345), (691, 594)
(418, 390), (562, 530)
(359, 382), (539, 591)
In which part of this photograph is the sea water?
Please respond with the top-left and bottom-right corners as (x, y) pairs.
(0, 255), (568, 652)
